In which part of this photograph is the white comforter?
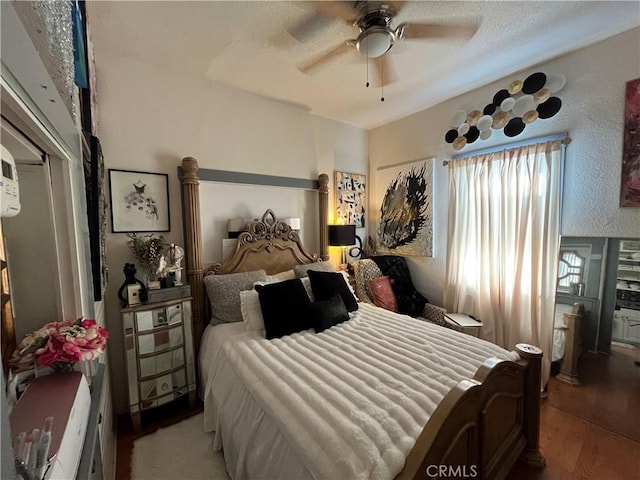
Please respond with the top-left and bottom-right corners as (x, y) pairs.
(202, 303), (518, 480)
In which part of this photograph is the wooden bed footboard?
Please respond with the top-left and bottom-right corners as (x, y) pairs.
(397, 344), (545, 480)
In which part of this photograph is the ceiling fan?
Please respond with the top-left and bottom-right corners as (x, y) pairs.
(294, 1), (478, 88)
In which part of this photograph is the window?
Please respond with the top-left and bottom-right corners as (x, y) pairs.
(444, 136), (565, 384)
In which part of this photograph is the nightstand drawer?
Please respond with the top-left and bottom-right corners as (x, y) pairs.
(139, 370), (188, 410)
(139, 348), (185, 378)
(136, 303), (184, 331)
(137, 324), (183, 355)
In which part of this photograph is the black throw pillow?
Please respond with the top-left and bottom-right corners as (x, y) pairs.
(307, 270), (359, 312)
(255, 278), (312, 339)
(307, 295), (350, 333)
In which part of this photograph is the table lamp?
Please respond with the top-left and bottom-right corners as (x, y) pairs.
(328, 224), (356, 265)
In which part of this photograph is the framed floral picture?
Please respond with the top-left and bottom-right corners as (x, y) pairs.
(109, 169), (170, 233)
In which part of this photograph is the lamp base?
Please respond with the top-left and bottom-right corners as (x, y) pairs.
(341, 246), (348, 265)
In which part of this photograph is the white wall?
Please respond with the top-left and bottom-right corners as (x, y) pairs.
(369, 28), (640, 307)
(199, 183), (319, 267)
(94, 53), (368, 413)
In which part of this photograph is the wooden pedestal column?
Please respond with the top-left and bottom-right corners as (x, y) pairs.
(318, 173), (329, 261)
(180, 157), (205, 359)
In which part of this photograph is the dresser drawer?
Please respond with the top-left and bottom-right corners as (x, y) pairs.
(138, 348), (185, 379)
(137, 324), (183, 355)
(135, 303), (184, 332)
(139, 370), (188, 410)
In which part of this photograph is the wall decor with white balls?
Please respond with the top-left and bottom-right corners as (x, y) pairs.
(444, 72), (566, 150)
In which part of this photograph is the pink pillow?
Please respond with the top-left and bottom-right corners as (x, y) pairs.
(367, 276), (398, 313)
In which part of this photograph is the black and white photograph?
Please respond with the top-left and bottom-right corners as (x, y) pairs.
(109, 169), (170, 233)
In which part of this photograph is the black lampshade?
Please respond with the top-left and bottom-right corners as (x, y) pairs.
(328, 224), (356, 246)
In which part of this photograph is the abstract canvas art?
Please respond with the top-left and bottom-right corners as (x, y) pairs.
(335, 171), (366, 227)
(376, 159), (433, 257)
(621, 77), (640, 207)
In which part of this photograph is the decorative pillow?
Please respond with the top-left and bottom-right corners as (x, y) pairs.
(367, 276), (398, 313)
(255, 276), (315, 302)
(307, 270), (358, 312)
(352, 259), (383, 303)
(240, 289), (265, 333)
(204, 270), (267, 324)
(294, 261), (335, 278)
(306, 295), (350, 333)
(264, 269), (296, 283)
(255, 279), (313, 339)
(371, 255), (428, 317)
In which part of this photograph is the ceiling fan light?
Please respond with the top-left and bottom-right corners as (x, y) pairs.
(358, 29), (393, 58)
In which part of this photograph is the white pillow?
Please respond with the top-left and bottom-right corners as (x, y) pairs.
(301, 276), (314, 302)
(264, 269), (296, 283)
(240, 289), (265, 333)
(339, 270), (358, 302)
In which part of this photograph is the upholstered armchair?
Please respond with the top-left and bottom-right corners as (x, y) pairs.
(352, 257), (449, 328)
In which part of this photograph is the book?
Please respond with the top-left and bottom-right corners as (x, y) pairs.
(445, 313), (482, 327)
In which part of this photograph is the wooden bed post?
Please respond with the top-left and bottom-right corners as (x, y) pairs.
(181, 157), (205, 359)
(318, 173), (329, 261)
(515, 343), (546, 469)
(556, 303), (585, 386)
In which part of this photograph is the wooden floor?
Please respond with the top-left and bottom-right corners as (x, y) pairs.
(507, 344), (640, 480)
(116, 349), (640, 480)
(546, 344), (640, 442)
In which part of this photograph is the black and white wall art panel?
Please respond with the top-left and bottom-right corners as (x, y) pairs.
(375, 159), (433, 257)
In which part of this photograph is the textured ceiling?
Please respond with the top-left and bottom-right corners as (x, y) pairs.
(86, 1), (640, 130)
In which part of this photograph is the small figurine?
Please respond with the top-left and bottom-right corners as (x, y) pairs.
(117, 263), (145, 305)
(166, 244), (185, 285)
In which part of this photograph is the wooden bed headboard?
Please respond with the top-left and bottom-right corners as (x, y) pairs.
(179, 156), (330, 356)
(210, 209), (320, 276)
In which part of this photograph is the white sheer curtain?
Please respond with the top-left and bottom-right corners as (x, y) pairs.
(444, 139), (563, 385)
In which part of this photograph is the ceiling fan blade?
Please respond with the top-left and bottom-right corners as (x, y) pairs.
(399, 22), (478, 41)
(286, 1), (358, 43)
(297, 41), (354, 74)
(387, 1), (408, 14)
(287, 13), (334, 42)
(372, 54), (398, 86)
(312, 1), (360, 24)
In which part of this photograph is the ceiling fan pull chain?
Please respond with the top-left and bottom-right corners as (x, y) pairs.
(380, 58), (385, 102)
(366, 44), (370, 87)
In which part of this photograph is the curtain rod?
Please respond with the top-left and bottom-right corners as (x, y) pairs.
(442, 132), (571, 166)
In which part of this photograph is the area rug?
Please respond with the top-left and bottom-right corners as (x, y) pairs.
(131, 413), (229, 480)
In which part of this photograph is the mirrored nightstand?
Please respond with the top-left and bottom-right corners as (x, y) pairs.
(121, 294), (195, 431)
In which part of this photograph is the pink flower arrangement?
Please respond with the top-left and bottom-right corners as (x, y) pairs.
(10, 318), (109, 369)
